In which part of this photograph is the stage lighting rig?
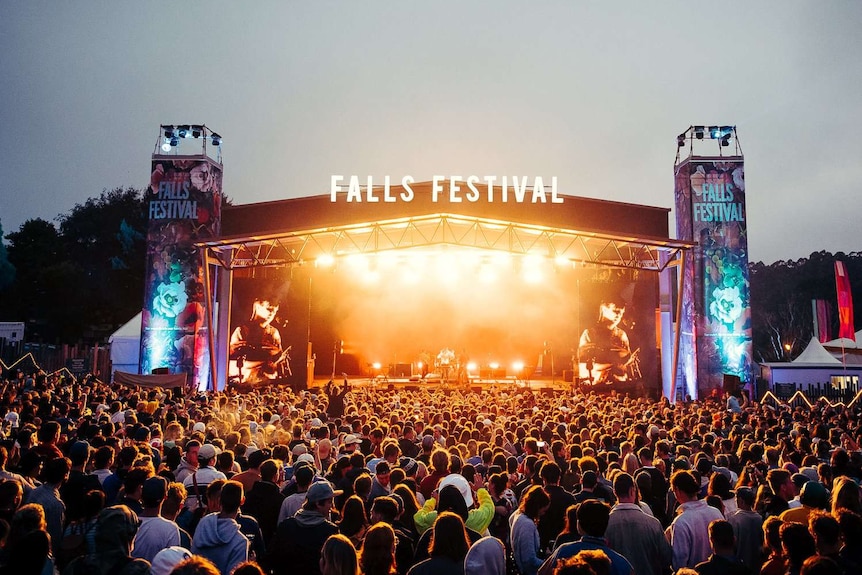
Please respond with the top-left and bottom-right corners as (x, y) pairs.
(155, 124), (222, 160)
(675, 125), (741, 161)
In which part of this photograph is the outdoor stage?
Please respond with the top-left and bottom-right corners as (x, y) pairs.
(270, 374), (653, 398)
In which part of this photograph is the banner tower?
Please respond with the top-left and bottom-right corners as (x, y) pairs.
(673, 126), (752, 399)
(140, 125), (223, 390)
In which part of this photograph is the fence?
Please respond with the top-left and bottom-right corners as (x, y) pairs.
(0, 341), (112, 381)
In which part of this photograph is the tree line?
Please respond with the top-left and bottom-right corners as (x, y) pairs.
(0, 189), (859, 365)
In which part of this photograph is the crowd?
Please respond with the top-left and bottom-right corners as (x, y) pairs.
(0, 368), (860, 575)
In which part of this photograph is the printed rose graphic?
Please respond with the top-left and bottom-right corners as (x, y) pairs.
(709, 286), (743, 325)
(152, 281), (188, 318)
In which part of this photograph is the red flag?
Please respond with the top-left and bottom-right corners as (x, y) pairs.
(835, 261), (856, 341)
(813, 299), (831, 342)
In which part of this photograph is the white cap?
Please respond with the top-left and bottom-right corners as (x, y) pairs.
(151, 546), (192, 575)
(192, 421), (206, 433)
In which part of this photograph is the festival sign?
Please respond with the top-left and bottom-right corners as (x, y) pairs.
(140, 156), (223, 390)
(675, 157), (752, 396)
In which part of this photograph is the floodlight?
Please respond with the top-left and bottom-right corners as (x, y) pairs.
(170, 136), (180, 147)
(694, 126), (705, 139)
(163, 125), (175, 138)
(191, 125), (203, 138)
(211, 133), (222, 146)
(161, 140), (172, 153)
(677, 134), (686, 147)
(177, 125), (190, 138)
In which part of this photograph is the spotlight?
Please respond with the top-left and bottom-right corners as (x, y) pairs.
(694, 126), (705, 139)
(170, 136), (180, 147)
(708, 126), (720, 139)
(211, 133), (221, 146)
(161, 139), (172, 153)
(177, 125), (190, 138)
(720, 135), (731, 147)
(191, 125), (203, 138)
(162, 125), (175, 138)
(677, 134), (686, 147)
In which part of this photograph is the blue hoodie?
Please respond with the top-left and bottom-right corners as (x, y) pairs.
(191, 513), (249, 575)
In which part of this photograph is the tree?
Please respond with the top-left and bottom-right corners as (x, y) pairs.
(0, 219), (15, 290)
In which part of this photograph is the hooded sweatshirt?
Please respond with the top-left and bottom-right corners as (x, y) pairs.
(268, 508), (338, 575)
(465, 536), (507, 575)
(191, 513), (249, 575)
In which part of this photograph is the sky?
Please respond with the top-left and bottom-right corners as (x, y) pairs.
(1, 2), (861, 264)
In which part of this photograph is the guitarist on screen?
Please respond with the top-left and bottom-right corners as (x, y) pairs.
(229, 293), (290, 385)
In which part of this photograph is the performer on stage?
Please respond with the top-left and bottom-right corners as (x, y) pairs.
(229, 293), (290, 385)
(437, 347), (455, 382)
(418, 349), (431, 378)
(577, 294), (640, 385)
(456, 348), (470, 386)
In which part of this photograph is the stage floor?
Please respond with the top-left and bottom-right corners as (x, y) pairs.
(309, 375), (581, 393)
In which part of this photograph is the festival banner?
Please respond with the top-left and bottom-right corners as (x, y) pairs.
(140, 156), (223, 390)
(675, 157), (752, 396)
(835, 261), (856, 341)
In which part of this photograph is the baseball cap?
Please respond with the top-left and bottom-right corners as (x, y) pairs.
(142, 476), (168, 502)
(343, 434), (361, 446)
(439, 473), (474, 507)
(306, 481), (342, 503)
(151, 547), (192, 575)
(296, 453), (315, 465)
(198, 443), (218, 461)
(192, 421), (206, 433)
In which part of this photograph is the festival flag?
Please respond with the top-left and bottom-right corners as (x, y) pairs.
(812, 299), (831, 343)
(835, 261), (856, 341)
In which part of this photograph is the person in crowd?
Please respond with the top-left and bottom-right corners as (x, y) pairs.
(692, 519), (750, 575)
(131, 476), (181, 563)
(191, 480), (250, 575)
(359, 522), (398, 575)
(25, 455), (70, 550)
(510, 485), (550, 575)
(320, 534), (360, 575)
(780, 521), (816, 575)
(241, 458), (284, 547)
(269, 480), (340, 575)
(724, 486), (761, 572)
(538, 500), (633, 575)
(65, 505), (152, 575)
(407, 512), (470, 575)
(665, 469), (724, 571)
(605, 472), (670, 575)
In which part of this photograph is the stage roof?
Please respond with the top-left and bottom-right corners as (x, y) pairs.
(205, 180), (691, 272)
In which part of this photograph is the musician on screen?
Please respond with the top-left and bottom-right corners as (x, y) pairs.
(229, 293), (290, 385)
(577, 293), (640, 385)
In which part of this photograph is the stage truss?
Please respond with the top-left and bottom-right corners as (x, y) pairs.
(197, 212), (692, 399)
(199, 213), (690, 272)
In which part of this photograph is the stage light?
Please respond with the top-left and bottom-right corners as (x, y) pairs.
(677, 134), (686, 147)
(466, 362), (477, 372)
(694, 126), (705, 139)
(372, 362), (381, 370)
(191, 125), (203, 138)
(720, 135), (731, 147)
(512, 360), (524, 372)
(170, 136), (180, 147)
(177, 125), (190, 138)
(211, 133), (222, 146)
(489, 362), (499, 370)
(162, 125), (175, 138)
(161, 140), (172, 153)
(316, 254), (335, 268)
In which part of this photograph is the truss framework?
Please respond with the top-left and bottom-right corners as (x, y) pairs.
(200, 213), (691, 272)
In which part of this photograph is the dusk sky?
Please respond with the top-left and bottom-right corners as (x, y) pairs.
(2, 2), (860, 264)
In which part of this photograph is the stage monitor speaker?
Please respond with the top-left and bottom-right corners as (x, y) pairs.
(563, 370), (574, 383)
(152, 367), (170, 375)
(389, 363), (411, 378)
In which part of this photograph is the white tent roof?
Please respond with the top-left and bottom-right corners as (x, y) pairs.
(109, 312), (141, 342)
(793, 336), (842, 364)
(823, 329), (862, 350)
